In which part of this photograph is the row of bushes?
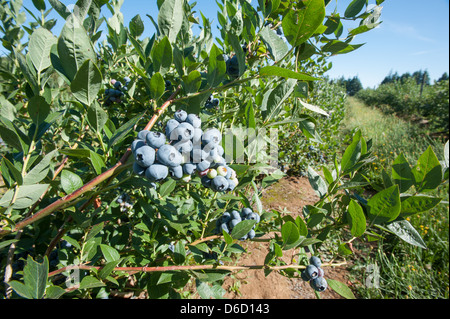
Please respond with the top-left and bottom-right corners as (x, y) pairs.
(355, 75), (449, 134)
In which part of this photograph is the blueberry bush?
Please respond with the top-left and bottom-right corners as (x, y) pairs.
(0, 0), (448, 300)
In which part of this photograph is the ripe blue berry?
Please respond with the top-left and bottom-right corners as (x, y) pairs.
(131, 139), (146, 154)
(305, 264), (319, 280)
(310, 276), (328, 292)
(182, 163), (197, 175)
(211, 176), (229, 192)
(229, 218), (240, 230)
(230, 210), (241, 221)
(165, 119), (180, 137)
(133, 162), (146, 176)
(196, 160), (211, 172)
(135, 145), (156, 167)
(310, 256), (322, 268)
(186, 114), (201, 128)
(156, 144), (183, 167)
(202, 128), (222, 146)
(174, 110), (188, 122)
(145, 164), (169, 182)
(146, 131), (166, 149)
(169, 165), (183, 180)
(248, 229), (256, 239)
(137, 130), (150, 141)
(173, 122), (195, 141)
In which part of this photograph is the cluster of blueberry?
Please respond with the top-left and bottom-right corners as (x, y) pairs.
(104, 77), (131, 106)
(223, 55), (240, 78)
(132, 110), (237, 192)
(116, 192), (133, 212)
(301, 256), (328, 292)
(204, 94), (220, 109)
(215, 208), (260, 240)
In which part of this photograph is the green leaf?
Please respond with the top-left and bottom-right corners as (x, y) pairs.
(281, 221), (300, 249)
(345, 0), (366, 18)
(60, 170), (83, 194)
(129, 14), (145, 38)
(48, 0), (70, 19)
(87, 101), (108, 133)
(281, 0), (325, 47)
(23, 149), (58, 185)
(391, 153), (415, 193)
(79, 276), (105, 290)
(29, 27), (57, 74)
(307, 166), (327, 199)
(327, 279), (356, 299)
(2, 157), (23, 186)
(182, 70), (202, 94)
(157, 0), (184, 44)
(7, 280), (33, 299)
(159, 179), (176, 197)
(222, 229), (234, 245)
(173, 241), (186, 264)
(89, 150), (106, 175)
(262, 78), (297, 122)
(45, 285), (66, 299)
(207, 44), (226, 88)
(347, 199), (366, 237)
(57, 13), (96, 81)
(384, 219), (427, 249)
(299, 99), (329, 117)
(85, 222), (104, 242)
(100, 244), (121, 262)
(150, 72), (165, 100)
(341, 137), (362, 174)
(0, 116), (27, 153)
(108, 112), (145, 149)
(27, 96), (50, 125)
(399, 195), (442, 218)
(412, 146), (443, 193)
(259, 26), (289, 62)
(23, 255), (49, 299)
(0, 184), (50, 209)
(70, 59), (102, 106)
(259, 66), (318, 82)
(151, 36), (173, 75)
(230, 219), (256, 240)
(367, 185), (401, 224)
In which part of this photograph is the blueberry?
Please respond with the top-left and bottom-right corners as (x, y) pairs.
(230, 210), (241, 221)
(145, 164), (169, 182)
(183, 163), (197, 175)
(186, 114), (201, 128)
(219, 222), (229, 234)
(246, 212), (260, 223)
(146, 131), (166, 149)
(310, 276), (328, 292)
(201, 175), (212, 188)
(165, 119), (180, 137)
(317, 267), (325, 278)
(212, 98), (220, 106)
(156, 144), (182, 167)
(196, 160), (211, 172)
(229, 218), (240, 230)
(174, 110), (188, 122)
(305, 264), (319, 280)
(169, 165), (183, 179)
(241, 207), (253, 218)
(135, 145), (156, 167)
(310, 256), (322, 268)
(171, 122), (195, 142)
(226, 55), (240, 77)
(137, 130), (150, 141)
(192, 128), (203, 145)
(131, 139), (146, 154)
(211, 176), (229, 192)
(124, 76), (131, 84)
(248, 229), (256, 239)
(172, 140), (193, 154)
(202, 128), (222, 146)
(133, 161), (146, 176)
(239, 233), (248, 240)
(114, 81), (122, 89)
(300, 270), (310, 281)
(191, 148), (207, 163)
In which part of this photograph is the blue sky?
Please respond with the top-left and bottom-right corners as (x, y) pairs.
(13, 0), (450, 88)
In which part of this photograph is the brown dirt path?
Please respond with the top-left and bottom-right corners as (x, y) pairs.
(222, 176), (352, 299)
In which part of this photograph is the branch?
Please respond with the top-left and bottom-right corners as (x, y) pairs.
(48, 261), (347, 278)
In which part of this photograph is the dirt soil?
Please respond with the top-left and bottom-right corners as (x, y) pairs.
(222, 176), (352, 299)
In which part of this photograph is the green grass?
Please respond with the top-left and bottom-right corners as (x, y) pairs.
(343, 97), (449, 299)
